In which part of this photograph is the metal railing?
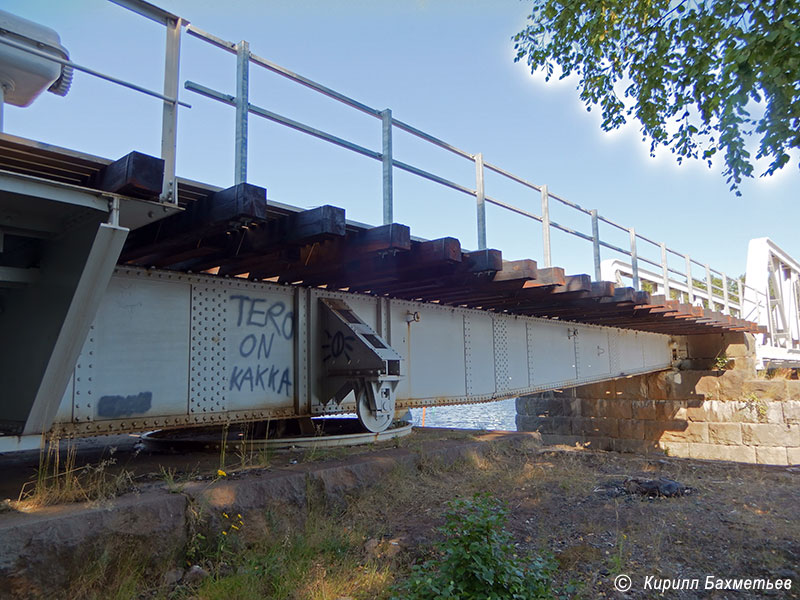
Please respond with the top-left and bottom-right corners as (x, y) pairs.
(0, 0), (190, 203)
(2, 0), (780, 332)
(179, 18), (766, 320)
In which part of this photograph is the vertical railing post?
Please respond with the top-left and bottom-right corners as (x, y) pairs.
(660, 243), (670, 299)
(705, 264), (713, 309)
(541, 185), (551, 268)
(160, 16), (182, 204)
(737, 278), (743, 316)
(590, 209), (601, 281)
(685, 254), (694, 304)
(381, 109), (393, 225)
(629, 227), (639, 290)
(0, 85), (4, 133)
(234, 40), (250, 185)
(722, 272), (730, 315)
(475, 153), (486, 250)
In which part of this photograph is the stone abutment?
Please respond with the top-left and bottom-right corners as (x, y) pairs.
(516, 333), (799, 465)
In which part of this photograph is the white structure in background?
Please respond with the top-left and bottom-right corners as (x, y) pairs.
(601, 238), (800, 369)
(743, 238), (800, 368)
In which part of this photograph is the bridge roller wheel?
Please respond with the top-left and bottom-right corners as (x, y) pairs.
(355, 383), (395, 433)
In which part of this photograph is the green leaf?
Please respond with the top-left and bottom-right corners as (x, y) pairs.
(512, 0), (800, 193)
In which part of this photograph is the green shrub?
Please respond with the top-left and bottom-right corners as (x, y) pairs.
(391, 493), (556, 600)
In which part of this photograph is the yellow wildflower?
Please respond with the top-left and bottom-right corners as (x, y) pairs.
(217, 469), (227, 477)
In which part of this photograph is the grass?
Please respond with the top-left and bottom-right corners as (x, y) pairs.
(65, 544), (150, 600)
(186, 510), (394, 600)
(160, 466), (197, 494)
(13, 435), (133, 509)
(7, 430), (799, 599)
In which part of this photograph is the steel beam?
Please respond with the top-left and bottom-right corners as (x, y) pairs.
(40, 266), (673, 438)
(0, 220), (128, 435)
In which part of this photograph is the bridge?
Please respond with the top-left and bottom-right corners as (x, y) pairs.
(0, 0), (792, 452)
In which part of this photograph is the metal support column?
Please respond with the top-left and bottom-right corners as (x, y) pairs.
(542, 185), (551, 268)
(685, 255), (694, 304)
(660, 243), (670, 298)
(160, 17), (182, 203)
(381, 109), (393, 225)
(475, 152), (486, 250)
(234, 40), (250, 185)
(705, 264), (713, 308)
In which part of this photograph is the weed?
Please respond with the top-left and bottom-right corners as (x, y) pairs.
(214, 510), (246, 568)
(608, 500), (627, 575)
(15, 436), (133, 508)
(235, 422), (256, 471)
(159, 466), (195, 494)
(742, 393), (768, 422)
(390, 493), (557, 600)
(713, 352), (732, 370)
(219, 423), (230, 473)
(185, 499), (210, 568)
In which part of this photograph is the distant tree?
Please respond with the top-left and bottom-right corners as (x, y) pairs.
(513, 0), (800, 194)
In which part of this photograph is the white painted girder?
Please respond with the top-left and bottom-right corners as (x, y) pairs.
(38, 267), (672, 437)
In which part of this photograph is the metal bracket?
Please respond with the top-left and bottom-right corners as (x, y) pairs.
(319, 298), (402, 432)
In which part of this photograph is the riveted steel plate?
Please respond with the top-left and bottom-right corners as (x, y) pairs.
(503, 315), (530, 392)
(223, 284), (295, 412)
(642, 331), (672, 369)
(72, 324), (97, 423)
(576, 328), (610, 379)
(618, 330), (645, 373)
(190, 284), (227, 416)
(528, 320), (578, 386)
(79, 273), (192, 423)
(391, 302), (467, 401)
(464, 314), (494, 396)
(608, 330), (621, 374)
(493, 318), (508, 393)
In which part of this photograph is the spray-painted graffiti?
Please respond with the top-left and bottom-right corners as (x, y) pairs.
(97, 391), (152, 418)
(322, 328), (355, 362)
(228, 294), (293, 396)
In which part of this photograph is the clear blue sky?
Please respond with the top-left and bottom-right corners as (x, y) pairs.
(4, 0), (798, 282)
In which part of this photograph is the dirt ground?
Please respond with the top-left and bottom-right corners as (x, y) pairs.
(1, 428), (798, 599)
(338, 436), (799, 599)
